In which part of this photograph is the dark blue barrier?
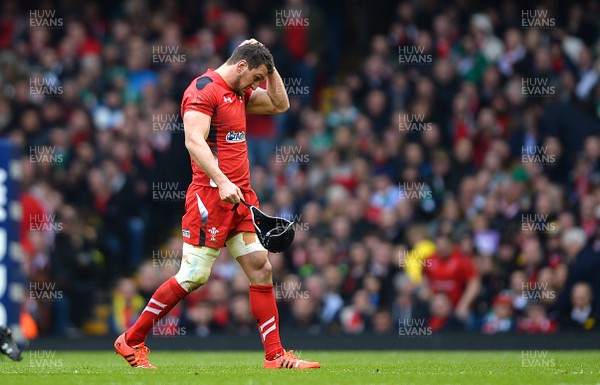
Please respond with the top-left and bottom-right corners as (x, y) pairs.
(0, 140), (23, 334)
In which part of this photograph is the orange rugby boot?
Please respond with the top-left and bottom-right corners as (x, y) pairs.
(114, 333), (156, 369)
(263, 349), (320, 369)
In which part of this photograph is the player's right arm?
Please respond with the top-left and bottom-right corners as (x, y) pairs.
(183, 110), (244, 204)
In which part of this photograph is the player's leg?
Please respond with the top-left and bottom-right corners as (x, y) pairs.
(126, 243), (219, 345)
(115, 185), (231, 368)
(115, 243), (219, 368)
(227, 232), (320, 369)
(227, 233), (282, 358)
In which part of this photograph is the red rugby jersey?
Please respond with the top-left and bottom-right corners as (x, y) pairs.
(423, 247), (479, 306)
(181, 69), (253, 190)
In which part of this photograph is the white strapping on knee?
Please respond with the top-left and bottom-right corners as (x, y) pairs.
(174, 243), (219, 291)
(226, 232), (267, 259)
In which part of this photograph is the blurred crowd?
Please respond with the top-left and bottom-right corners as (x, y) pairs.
(1, 0), (600, 337)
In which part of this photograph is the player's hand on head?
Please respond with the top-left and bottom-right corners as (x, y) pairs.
(218, 180), (244, 204)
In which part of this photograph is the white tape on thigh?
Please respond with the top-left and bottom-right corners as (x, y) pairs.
(175, 243), (219, 291)
(226, 232), (267, 259)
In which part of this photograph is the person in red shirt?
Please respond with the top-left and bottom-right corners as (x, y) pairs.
(424, 234), (481, 322)
(517, 303), (557, 334)
(115, 39), (319, 370)
(427, 293), (464, 332)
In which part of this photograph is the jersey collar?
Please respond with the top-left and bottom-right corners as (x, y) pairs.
(207, 68), (234, 93)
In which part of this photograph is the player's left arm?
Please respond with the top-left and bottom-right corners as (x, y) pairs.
(246, 68), (290, 115)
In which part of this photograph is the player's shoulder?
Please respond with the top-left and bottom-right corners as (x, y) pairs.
(183, 74), (220, 108)
(184, 71), (216, 95)
(194, 75), (215, 91)
(186, 75), (212, 93)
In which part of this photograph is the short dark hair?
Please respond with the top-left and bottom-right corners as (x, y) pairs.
(226, 44), (274, 73)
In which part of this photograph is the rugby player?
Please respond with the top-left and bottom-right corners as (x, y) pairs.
(115, 39), (320, 370)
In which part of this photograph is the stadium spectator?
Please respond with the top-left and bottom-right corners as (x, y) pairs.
(423, 234), (481, 322)
(111, 278), (145, 334)
(517, 304), (557, 334)
(554, 228), (600, 321)
(187, 301), (213, 337)
(481, 293), (515, 334)
(427, 293), (463, 332)
(559, 282), (597, 331)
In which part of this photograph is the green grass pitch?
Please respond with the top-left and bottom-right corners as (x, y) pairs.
(1, 350), (599, 385)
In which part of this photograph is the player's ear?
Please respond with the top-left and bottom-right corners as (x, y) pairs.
(236, 60), (248, 73)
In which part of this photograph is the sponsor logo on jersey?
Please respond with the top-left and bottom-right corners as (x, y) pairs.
(182, 229), (190, 238)
(208, 227), (219, 242)
(226, 131), (246, 143)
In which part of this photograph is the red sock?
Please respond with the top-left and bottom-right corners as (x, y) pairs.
(249, 284), (284, 360)
(126, 277), (188, 346)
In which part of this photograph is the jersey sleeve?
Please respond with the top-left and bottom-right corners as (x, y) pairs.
(182, 77), (219, 117)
